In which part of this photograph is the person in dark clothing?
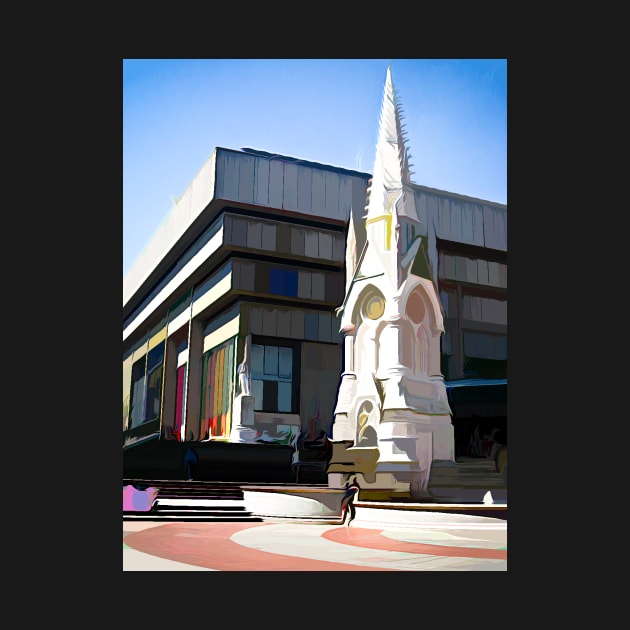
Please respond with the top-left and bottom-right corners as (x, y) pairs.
(341, 476), (360, 526)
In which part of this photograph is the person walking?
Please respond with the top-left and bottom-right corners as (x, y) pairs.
(341, 476), (360, 526)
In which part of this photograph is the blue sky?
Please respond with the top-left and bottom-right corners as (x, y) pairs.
(123, 58), (507, 278)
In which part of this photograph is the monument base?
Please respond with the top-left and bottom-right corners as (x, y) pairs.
(325, 412), (456, 501)
(229, 393), (257, 443)
(373, 410), (453, 499)
(229, 425), (259, 443)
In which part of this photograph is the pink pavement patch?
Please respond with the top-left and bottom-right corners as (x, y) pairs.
(123, 485), (159, 512)
(123, 522), (395, 571)
(323, 527), (507, 560)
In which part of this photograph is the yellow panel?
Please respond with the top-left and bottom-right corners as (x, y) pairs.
(365, 214), (392, 250)
(191, 273), (232, 318)
(131, 342), (148, 363)
(148, 326), (167, 351)
(203, 316), (240, 354)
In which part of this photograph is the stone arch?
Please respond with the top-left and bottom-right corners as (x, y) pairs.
(355, 400), (378, 446)
(350, 284), (387, 327)
(400, 279), (444, 334)
(401, 280), (444, 377)
(350, 284), (387, 376)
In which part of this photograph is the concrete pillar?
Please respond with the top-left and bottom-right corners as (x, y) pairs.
(184, 319), (204, 441)
(160, 335), (180, 439)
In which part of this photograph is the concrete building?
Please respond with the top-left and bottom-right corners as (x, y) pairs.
(123, 68), (506, 482)
(123, 146), (371, 452)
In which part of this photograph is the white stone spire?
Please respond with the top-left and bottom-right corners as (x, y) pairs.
(361, 65), (421, 290)
(330, 64), (454, 502)
(365, 65), (417, 222)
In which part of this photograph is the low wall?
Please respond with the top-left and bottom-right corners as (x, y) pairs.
(123, 439), (295, 482)
(243, 486), (348, 522)
(185, 442), (294, 482)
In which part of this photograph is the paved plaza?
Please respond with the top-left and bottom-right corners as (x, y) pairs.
(123, 507), (507, 571)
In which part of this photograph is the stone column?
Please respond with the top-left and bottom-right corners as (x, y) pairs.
(230, 333), (258, 442)
(332, 324), (357, 441)
(377, 315), (413, 410)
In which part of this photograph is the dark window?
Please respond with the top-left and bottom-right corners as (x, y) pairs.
(270, 268), (298, 297)
(126, 340), (166, 431)
(251, 339), (299, 413)
(128, 356), (146, 430)
(276, 223), (292, 254)
(144, 342), (165, 424)
(325, 274), (340, 303)
(305, 313), (319, 340)
(254, 262), (269, 293)
(462, 331), (507, 379)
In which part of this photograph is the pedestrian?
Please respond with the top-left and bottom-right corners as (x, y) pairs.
(341, 476), (360, 526)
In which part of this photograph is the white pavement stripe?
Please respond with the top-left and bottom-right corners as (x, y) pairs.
(380, 528), (507, 548)
(123, 547), (217, 571)
(423, 558), (508, 571)
(230, 523), (506, 571)
(156, 499), (245, 507)
(354, 507), (507, 528)
(354, 519), (506, 530)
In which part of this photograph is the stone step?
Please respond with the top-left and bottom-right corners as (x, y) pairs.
(431, 472), (504, 479)
(123, 479), (246, 501)
(123, 513), (262, 522)
(430, 468), (505, 479)
(429, 458), (506, 491)
(430, 483), (504, 490)
(123, 499), (262, 522)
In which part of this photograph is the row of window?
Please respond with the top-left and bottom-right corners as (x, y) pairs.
(461, 294), (507, 326)
(438, 252), (507, 289)
(127, 341), (166, 431)
(125, 324), (506, 438)
(224, 215), (345, 261)
(248, 306), (341, 344)
(232, 260), (342, 303)
(441, 329), (507, 380)
(463, 331), (507, 361)
(124, 337), (300, 440)
(125, 212), (344, 330)
(250, 341), (298, 414)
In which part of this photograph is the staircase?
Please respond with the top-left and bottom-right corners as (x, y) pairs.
(428, 457), (507, 503)
(123, 479), (263, 522)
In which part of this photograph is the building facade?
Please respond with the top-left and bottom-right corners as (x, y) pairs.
(123, 76), (506, 477)
(123, 147), (371, 452)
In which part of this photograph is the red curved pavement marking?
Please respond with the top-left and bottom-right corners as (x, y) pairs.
(124, 522), (395, 571)
(323, 527), (507, 560)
